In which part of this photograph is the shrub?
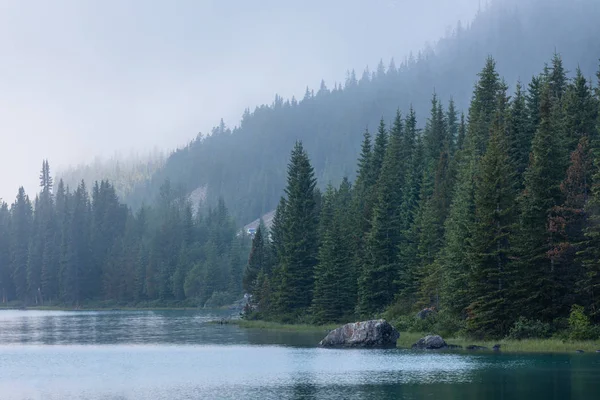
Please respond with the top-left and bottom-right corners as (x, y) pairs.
(405, 310), (464, 337)
(506, 317), (553, 340)
(566, 305), (599, 341)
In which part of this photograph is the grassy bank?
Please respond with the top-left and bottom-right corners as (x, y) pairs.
(397, 331), (599, 353)
(232, 319), (339, 332)
(233, 320), (600, 353)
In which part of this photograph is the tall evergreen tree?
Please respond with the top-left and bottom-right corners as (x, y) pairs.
(509, 81), (532, 184)
(357, 113), (404, 316)
(0, 202), (12, 303)
(243, 223), (267, 295)
(515, 83), (569, 320)
(466, 90), (516, 338)
(275, 142), (319, 317)
(10, 187), (33, 303)
(441, 57), (501, 315)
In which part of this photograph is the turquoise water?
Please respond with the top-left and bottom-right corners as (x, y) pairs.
(0, 310), (598, 399)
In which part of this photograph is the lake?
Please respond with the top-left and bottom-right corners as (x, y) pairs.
(0, 310), (598, 399)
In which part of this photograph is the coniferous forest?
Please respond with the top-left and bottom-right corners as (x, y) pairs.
(0, 165), (249, 308)
(118, 0), (600, 225)
(243, 55), (600, 340)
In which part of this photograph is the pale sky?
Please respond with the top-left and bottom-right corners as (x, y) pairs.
(0, 0), (479, 203)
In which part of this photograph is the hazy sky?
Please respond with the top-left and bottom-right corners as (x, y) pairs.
(0, 0), (480, 202)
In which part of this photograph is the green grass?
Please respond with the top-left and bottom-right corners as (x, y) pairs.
(398, 332), (600, 353)
(233, 321), (600, 353)
(232, 319), (339, 332)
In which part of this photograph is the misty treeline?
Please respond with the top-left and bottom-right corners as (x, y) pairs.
(243, 54), (600, 340)
(0, 166), (250, 307)
(115, 0), (600, 224)
(58, 150), (165, 206)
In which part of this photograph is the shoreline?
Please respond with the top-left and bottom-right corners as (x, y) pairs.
(2, 309), (598, 353)
(234, 320), (600, 354)
(0, 305), (232, 312)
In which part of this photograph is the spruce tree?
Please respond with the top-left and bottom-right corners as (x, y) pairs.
(275, 142), (318, 318)
(509, 81), (532, 184)
(10, 187), (33, 303)
(440, 57), (501, 316)
(0, 202), (12, 303)
(397, 122), (424, 307)
(357, 113), (404, 316)
(466, 91), (516, 338)
(579, 143), (600, 320)
(243, 223), (267, 295)
(515, 83), (569, 320)
(548, 138), (594, 310)
(562, 67), (598, 151)
(311, 185), (339, 323)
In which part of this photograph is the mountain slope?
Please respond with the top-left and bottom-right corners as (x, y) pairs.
(126, 0), (600, 223)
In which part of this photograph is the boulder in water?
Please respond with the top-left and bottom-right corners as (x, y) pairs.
(319, 319), (400, 348)
(493, 344), (501, 352)
(412, 335), (447, 350)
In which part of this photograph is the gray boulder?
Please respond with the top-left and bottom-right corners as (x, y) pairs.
(412, 335), (447, 350)
(319, 319), (400, 348)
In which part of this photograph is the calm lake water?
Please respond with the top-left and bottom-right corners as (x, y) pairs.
(0, 310), (599, 399)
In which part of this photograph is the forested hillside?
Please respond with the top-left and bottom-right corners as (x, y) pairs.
(58, 150), (165, 205)
(243, 54), (600, 340)
(122, 0), (600, 224)
(0, 164), (249, 308)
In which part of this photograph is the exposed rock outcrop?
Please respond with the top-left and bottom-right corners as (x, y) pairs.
(319, 319), (400, 348)
(412, 335), (448, 350)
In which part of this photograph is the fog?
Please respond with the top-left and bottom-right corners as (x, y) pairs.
(0, 0), (480, 202)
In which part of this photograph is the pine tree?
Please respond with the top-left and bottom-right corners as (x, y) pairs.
(579, 150), (600, 320)
(357, 113), (404, 316)
(311, 185), (339, 322)
(10, 187), (33, 303)
(562, 67), (598, 151)
(371, 118), (389, 185)
(275, 142), (319, 318)
(440, 58), (501, 316)
(515, 83), (569, 320)
(61, 181), (91, 306)
(243, 223), (267, 295)
(509, 81), (532, 184)
(526, 74), (543, 141)
(547, 138), (594, 310)
(466, 90), (516, 338)
(397, 120), (424, 306)
(0, 202), (13, 303)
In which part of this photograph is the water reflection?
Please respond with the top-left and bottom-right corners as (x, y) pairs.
(0, 310), (598, 400)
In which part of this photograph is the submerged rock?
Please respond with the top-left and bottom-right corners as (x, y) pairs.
(466, 345), (488, 351)
(447, 344), (463, 350)
(319, 319), (400, 348)
(412, 335), (447, 350)
(576, 350), (585, 353)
